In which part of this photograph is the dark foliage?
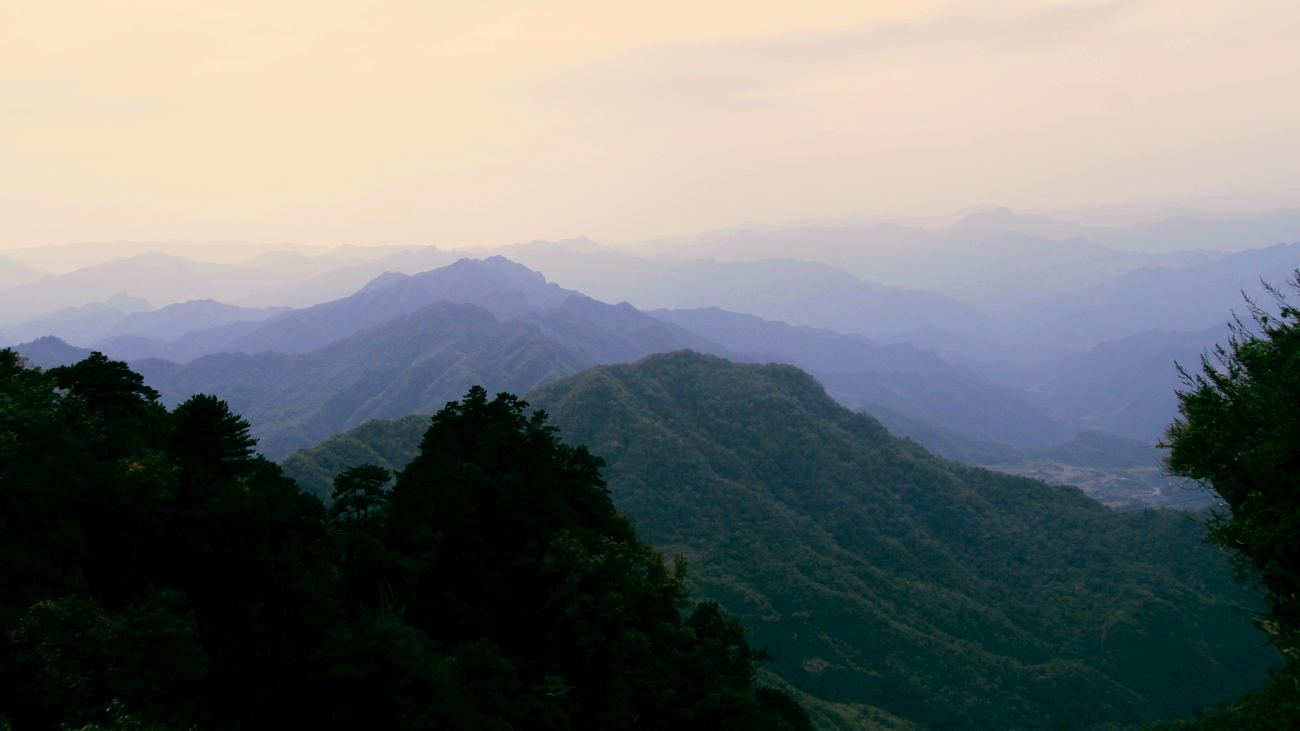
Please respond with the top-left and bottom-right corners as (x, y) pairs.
(1166, 272), (1300, 654)
(1151, 272), (1300, 727)
(0, 351), (805, 730)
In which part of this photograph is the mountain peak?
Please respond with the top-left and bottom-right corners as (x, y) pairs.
(13, 336), (93, 369)
(105, 291), (153, 312)
(356, 270), (411, 294)
(950, 207), (1085, 240)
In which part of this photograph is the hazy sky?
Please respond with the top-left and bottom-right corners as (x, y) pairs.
(3, 0), (1299, 249)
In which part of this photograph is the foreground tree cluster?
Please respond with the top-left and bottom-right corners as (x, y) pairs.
(0, 351), (808, 730)
(1162, 272), (1300, 727)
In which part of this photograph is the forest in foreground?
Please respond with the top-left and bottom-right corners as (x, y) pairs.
(0, 350), (808, 730)
(1, 344), (1289, 730)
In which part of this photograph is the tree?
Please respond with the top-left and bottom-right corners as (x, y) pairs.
(47, 351), (166, 455)
(0, 351), (336, 730)
(329, 464), (392, 527)
(0, 355), (808, 730)
(381, 386), (810, 730)
(1165, 271), (1300, 654)
(48, 351), (161, 415)
(169, 393), (258, 479)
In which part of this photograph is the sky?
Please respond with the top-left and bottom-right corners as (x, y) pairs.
(2, 0), (1299, 250)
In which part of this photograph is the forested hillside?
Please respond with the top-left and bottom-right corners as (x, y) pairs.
(286, 351), (1278, 730)
(0, 350), (806, 730)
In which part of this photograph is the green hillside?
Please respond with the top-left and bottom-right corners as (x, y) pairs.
(287, 351), (1278, 730)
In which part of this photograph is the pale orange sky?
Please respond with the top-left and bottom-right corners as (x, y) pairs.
(2, 0), (1298, 249)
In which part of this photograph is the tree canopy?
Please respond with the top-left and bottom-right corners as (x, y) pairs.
(1166, 271), (1300, 652)
(0, 352), (806, 730)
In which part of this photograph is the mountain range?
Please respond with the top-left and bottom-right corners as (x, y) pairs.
(5, 209), (1295, 726)
(284, 351), (1276, 730)
(9, 255), (1224, 505)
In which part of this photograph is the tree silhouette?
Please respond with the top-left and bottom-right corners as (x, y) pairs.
(169, 393), (257, 479)
(329, 463), (392, 527)
(1166, 271), (1300, 652)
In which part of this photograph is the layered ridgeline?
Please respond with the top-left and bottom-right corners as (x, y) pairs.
(286, 351), (1278, 730)
(6, 257), (1251, 510)
(124, 295), (724, 459)
(16, 258), (727, 459)
(0, 350), (808, 730)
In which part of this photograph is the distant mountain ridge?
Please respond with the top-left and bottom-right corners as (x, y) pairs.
(1, 298), (285, 348)
(0, 252), (294, 327)
(497, 250), (992, 341)
(0, 245), (462, 327)
(95, 263), (732, 457)
(91, 256), (577, 362)
(132, 301), (589, 458)
(650, 306), (1076, 449)
(7, 244), (1282, 513)
(9, 254), (1216, 509)
(0, 254), (46, 290)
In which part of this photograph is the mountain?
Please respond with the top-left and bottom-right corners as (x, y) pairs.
(0, 293), (151, 346)
(104, 299), (287, 342)
(948, 207), (1089, 240)
(0, 350), (807, 731)
(860, 402), (1030, 465)
(1, 240), (430, 273)
(264, 245), (463, 307)
(13, 262), (730, 459)
(1027, 324), (1233, 442)
(1006, 243), (1300, 350)
(530, 353), (1274, 729)
(281, 414), (430, 500)
(621, 258), (991, 340)
(11, 336), (93, 370)
(0, 254), (44, 290)
(3, 298), (284, 349)
(648, 306), (949, 376)
(521, 297), (730, 364)
(1076, 208), (1300, 253)
(817, 368), (1075, 449)
(128, 286), (724, 457)
(234, 243), (424, 276)
(650, 306), (1075, 449)
(0, 253), (295, 326)
(652, 223), (932, 276)
(0, 246), (464, 329)
(285, 351), (1276, 730)
(859, 406), (1198, 510)
(92, 320), (277, 364)
(133, 302), (590, 458)
(483, 241), (991, 341)
(648, 207), (1298, 291)
(124, 256), (577, 360)
(640, 213), (1177, 302)
(486, 238), (663, 301)
(629, 210), (1297, 353)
